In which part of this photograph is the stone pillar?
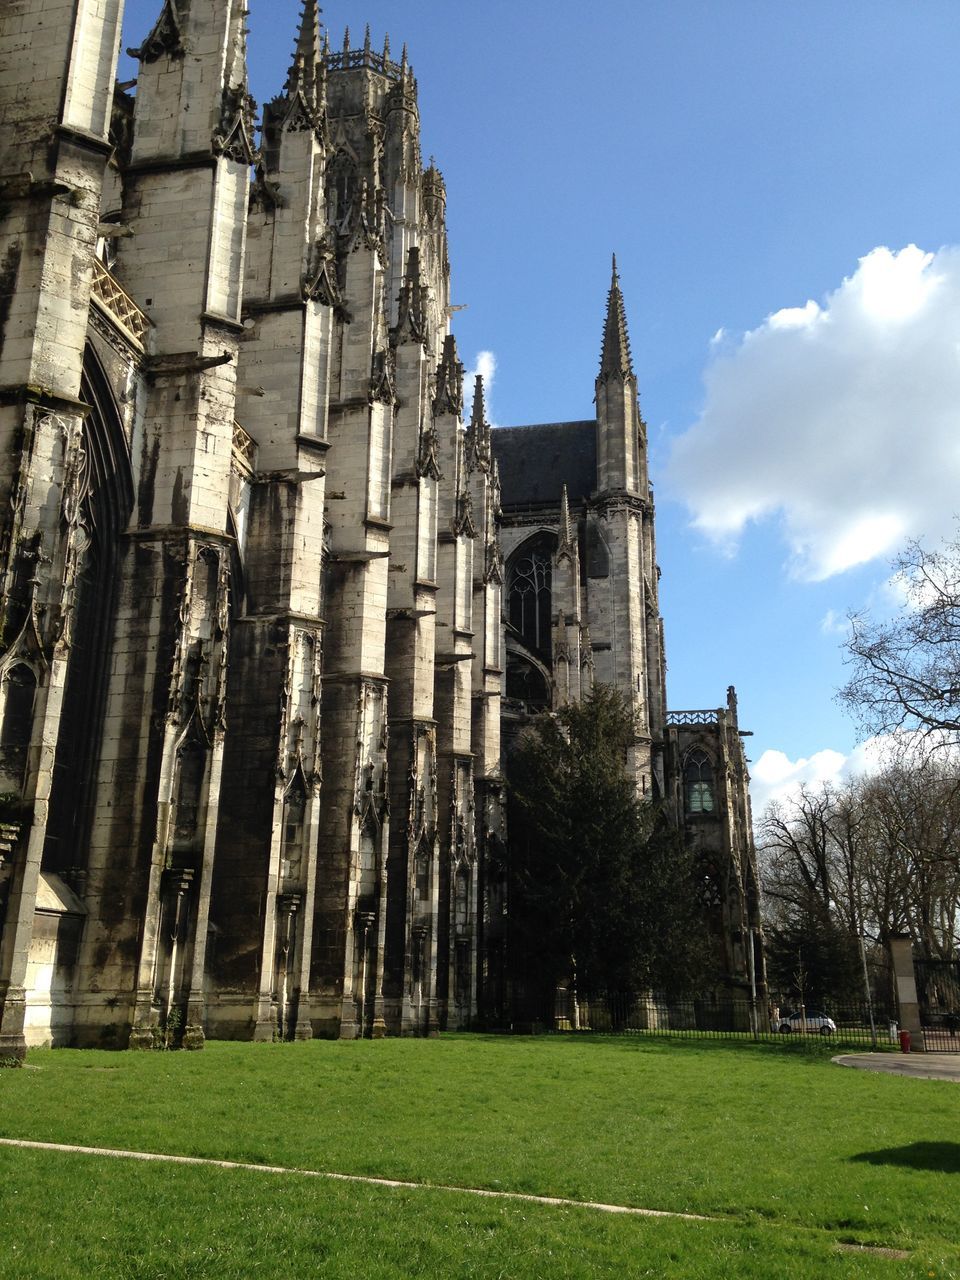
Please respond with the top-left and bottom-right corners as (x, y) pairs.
(890, 934), (924, 1050)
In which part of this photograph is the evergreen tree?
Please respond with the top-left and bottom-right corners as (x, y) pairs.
(507, 686), (709, 1002)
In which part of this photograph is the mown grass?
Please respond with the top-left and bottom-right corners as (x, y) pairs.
(1, 1034), (958, 1277)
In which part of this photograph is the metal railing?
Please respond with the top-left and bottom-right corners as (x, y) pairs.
(666, 709), (720, 726)
(508, 992), (899, 1049)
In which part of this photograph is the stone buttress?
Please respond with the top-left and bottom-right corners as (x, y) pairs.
(0, 0), (127, 1059)
(206, 2), (329, 1042)
(464, 376), (506, 1028)
(72, 0), (255, 1049)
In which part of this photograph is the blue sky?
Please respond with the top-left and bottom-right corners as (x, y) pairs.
(119, 1), (960, 807)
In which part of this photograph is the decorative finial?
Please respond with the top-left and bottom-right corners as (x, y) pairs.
(343, 26), (350, 52)
(612, 252), (619, 282)
(363, 24), (371, 54)
(383, 32), (391, 60)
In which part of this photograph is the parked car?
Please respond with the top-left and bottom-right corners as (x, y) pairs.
(778, 1010), (837, 1036)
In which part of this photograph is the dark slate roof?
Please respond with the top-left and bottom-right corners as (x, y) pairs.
(491, 421), (597, 509)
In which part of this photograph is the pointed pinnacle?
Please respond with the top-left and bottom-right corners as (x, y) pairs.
(470, 373), (487, 428)
(401, 43), (409, 73)
(559, 483), (573, 547)
(285, 2), (323, 109)
(599, 255), (634, 379)
(383, 32), (391, 60)
(434, 334), (464, 415)
(363, 24), (371, 53)
(343, 26), (350, 51)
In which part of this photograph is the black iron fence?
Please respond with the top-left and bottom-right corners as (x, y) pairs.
(509, 990), (899, 1049)
(915, 956), (960, 1051)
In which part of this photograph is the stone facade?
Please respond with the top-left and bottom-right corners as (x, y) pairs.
(0, 0), (762, 1056)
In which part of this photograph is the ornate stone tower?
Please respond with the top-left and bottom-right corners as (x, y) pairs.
(590, 256), (667, 795)
(493, 261), (762, 1002)
(495, 259), (666, 796)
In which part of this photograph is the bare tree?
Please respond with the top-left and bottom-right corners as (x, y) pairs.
(841, 536), (960, 738)
(759, 752), (960, 1007)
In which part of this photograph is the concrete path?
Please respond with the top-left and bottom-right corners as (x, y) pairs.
(834, 1052), (960, 1081)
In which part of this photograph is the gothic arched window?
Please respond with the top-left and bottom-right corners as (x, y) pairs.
(684, 750), (715, 816)
(326, 151), (358, 230)
(359, 826), (378, 901)
(508, 540), (552, 658)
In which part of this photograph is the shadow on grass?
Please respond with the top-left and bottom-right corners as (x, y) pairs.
(850, 1142), (960, 1173)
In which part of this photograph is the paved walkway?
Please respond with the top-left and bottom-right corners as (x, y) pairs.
(834, 1052), (960, 1081)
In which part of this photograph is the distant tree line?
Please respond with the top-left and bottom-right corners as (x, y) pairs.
(761, 532), (960, 1010)
(761, 755), (960, 1008)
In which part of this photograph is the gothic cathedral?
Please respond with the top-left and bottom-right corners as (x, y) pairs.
(0, 0), (764, 1056)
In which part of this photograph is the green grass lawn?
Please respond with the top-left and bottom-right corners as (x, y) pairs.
(1, 1034), (958, 1278)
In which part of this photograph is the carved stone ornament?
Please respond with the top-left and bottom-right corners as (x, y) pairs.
(129, 0), (184, 63)
(368, 349), (397, 407)
(55, 418), (93, 649)
(282, 88), (321, 136)
(454, 488), (477, 540)
(416, 426), (442, 481)
(483, 538), (503, 585)
(303, 241), (344, 310)
(214, 87), (258, 165)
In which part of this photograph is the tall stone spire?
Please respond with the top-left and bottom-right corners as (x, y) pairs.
(599, 254), (634, 381)
(557, 483), (575, 559)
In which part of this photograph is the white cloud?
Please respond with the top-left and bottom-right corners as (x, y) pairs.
(819, 608), (850, 638)
(751, 729), (959, 816)
(668, 244), (960, 581)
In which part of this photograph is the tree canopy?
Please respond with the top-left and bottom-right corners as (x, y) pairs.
(507, 685), (709, 1000)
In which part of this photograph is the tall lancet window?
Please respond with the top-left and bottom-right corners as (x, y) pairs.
(326, 151), (358, 231)
(508, 538), (552, 659)
(684, 750), (715, 816)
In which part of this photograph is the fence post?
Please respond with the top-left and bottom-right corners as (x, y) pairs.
(890, 935), (924, 1053)
(859, 932), (878, 1050)
(747, 926), (759, 1040)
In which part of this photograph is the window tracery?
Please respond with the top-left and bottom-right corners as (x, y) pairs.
(508, 540), (552, 658)
(684, 749), (715, 815)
